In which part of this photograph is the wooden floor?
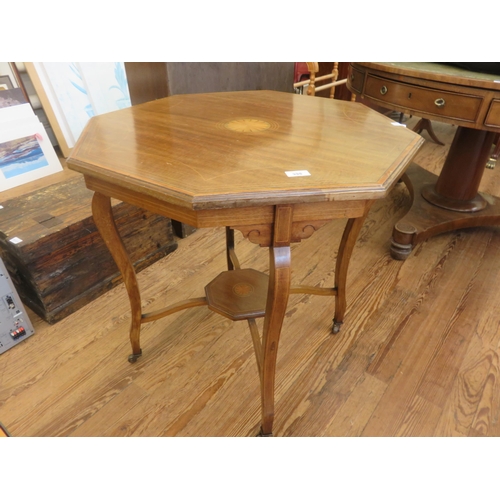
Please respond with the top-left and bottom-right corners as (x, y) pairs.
(1, 117), (500, 437)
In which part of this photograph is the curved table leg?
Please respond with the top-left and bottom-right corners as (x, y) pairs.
(92, 193), (143, 362)
(259, 246), (291, 437)
(333, 209), (372, 333)
(225, 227), (240, 270)
(259, 205), (293, 437)
(413, 118), (445, 146)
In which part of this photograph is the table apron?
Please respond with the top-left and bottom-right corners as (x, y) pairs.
(84, 175), (371, 228)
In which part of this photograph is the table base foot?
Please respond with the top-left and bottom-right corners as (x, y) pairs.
(390, 239), (414, 261)
(392, 164), (500, 260)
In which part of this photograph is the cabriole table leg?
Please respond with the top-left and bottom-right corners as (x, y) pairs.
(333, 205), (373, 333)
(259, 205), (293, 437)
(259, 245), (291, 436)
(91, 192), (143, 362)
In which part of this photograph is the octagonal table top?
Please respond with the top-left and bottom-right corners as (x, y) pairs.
(68, 90), (423, 210)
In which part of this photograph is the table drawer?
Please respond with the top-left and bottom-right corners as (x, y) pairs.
(348, 66), (364, 94)
(364, 75), (483, 123)
(485, 99), (500, 128)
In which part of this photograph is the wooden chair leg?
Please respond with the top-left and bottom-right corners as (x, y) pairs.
(92, 192), (143, 362)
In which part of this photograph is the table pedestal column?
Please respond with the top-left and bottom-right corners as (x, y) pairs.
(391, 127), (500, 260)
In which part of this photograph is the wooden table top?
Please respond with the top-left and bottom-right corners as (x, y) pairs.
(68, 90), (423, 210)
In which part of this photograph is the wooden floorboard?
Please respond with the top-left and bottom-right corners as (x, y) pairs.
(1, 118), (500, 437)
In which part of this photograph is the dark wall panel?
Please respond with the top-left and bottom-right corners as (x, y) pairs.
(165, 62), (295, 95)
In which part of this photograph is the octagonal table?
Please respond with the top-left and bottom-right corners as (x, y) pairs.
(67, 90), (423, 436)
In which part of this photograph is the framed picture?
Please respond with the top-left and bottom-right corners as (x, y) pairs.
(0, 108), (63, 192)
(0, 88), (28, 108)
(25, 62), (131, 158)
(0, 75), (13, 91)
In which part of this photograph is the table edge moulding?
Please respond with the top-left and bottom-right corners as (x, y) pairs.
(67, 90), (424, 436)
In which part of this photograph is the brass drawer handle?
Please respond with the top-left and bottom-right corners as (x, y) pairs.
(435, 98), (446, 108)
(380, 86), (388, 95)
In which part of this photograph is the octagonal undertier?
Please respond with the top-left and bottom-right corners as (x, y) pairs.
(205, 269), (269, 321)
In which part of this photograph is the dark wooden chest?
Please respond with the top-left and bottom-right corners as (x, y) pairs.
(0, 176), (177, 324)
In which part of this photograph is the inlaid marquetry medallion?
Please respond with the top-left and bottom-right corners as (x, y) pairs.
(232, 282), (255, 297)
(218, 118), (279, 133)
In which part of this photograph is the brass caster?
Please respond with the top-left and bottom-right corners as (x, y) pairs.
(486, 157), (496, 169)
(332, 321), (343, 334)
(257, 427), (273, 437)
(128, 350), (142, 363)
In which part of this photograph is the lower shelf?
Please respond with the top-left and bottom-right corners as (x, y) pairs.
(205, 268), (269, 321)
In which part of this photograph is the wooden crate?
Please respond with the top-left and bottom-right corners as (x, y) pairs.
(0, 176), (178, 324)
